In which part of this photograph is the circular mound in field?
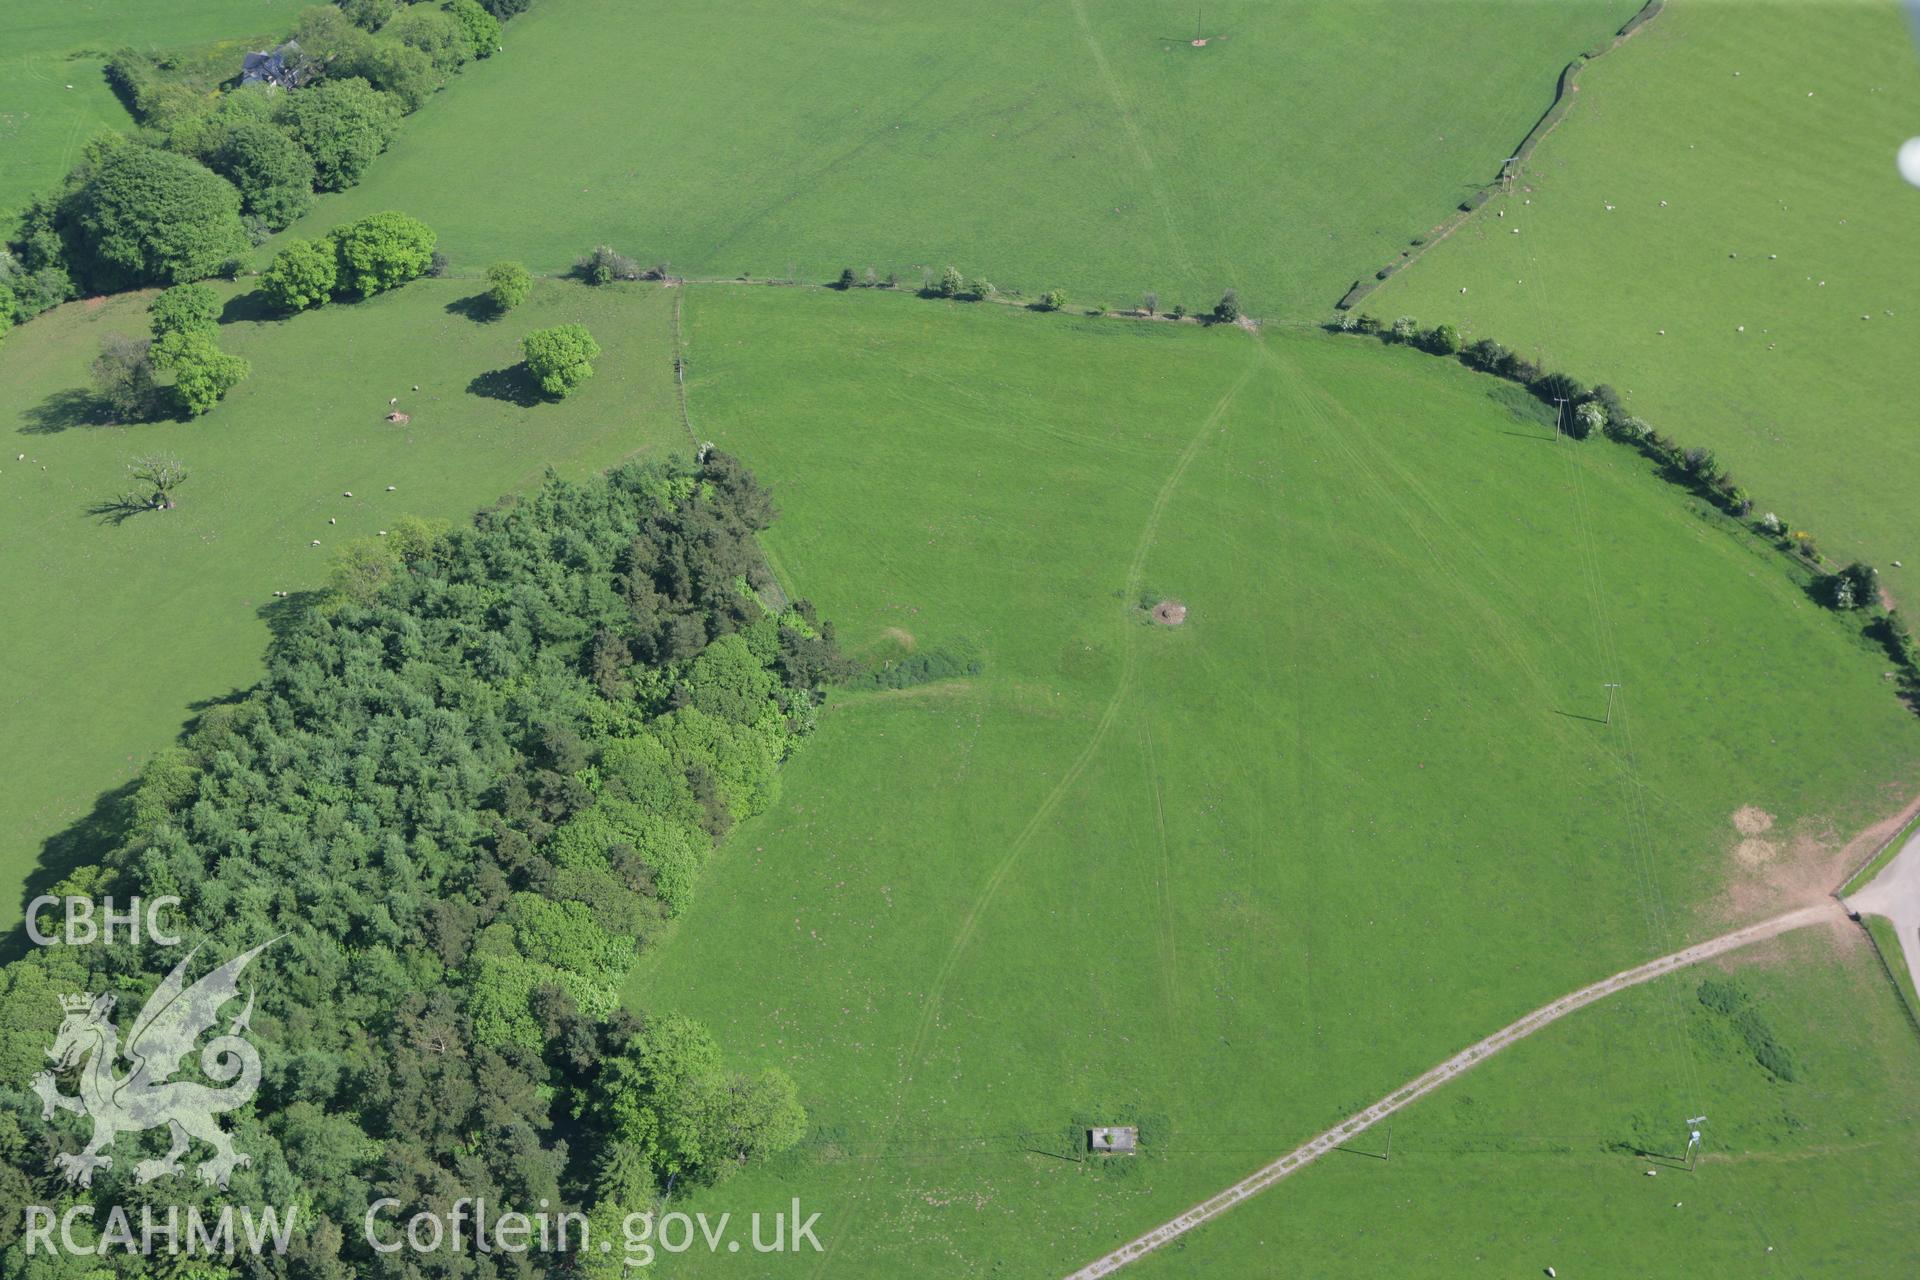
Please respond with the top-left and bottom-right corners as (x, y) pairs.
(1151, 601), (1187, 626)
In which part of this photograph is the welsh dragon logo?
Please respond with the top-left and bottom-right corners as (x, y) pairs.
(31, 940), (277, 1190)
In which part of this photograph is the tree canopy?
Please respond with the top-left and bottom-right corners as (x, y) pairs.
(56, 144), (248, 292)
(151, 328), (251, 415)
(0, 453), (834, 1277)
(209, 119), (318, 229)
(261, 236), (340, 312)
(275, 77), (403, 191)
(486, 259), (533, 310)
(524, 323), (602, 398)
(148, 282), (221, 338)
(328, 210), (437, 297)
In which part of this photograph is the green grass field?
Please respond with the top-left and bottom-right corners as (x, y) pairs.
(4, 3), (1918, 1273)
(0, 0), (293, 220)
(1125, 925), (1920, 1278)
(0, 276), (684, 929)
(1375, 0), (1920, 574)
(625, 286), (1919, 1276)
(270, 0), (1641, 319)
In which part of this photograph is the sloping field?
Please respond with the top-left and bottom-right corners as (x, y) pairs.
(626, 286), (1918, 1276)
(1374, 0), (1920, 572)
(1124, 926), (1920, 1278)
(0, 0), (288, 218)
(0, 278), (683, 928)
(271, 0), (1641, 318)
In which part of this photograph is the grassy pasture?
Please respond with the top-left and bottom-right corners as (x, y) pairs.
(1375, 0), (1920, 574)
(0, 277), (683, 929)
(626, 286), (1918, 1276)
(0, 0), (291, 220)
(270, 0), (1641, 318)
(1125, 926), (1920, 1278)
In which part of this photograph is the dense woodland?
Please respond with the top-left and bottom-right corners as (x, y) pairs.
(0, 452), (849, 1278)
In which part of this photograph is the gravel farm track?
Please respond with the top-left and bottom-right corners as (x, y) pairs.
(1061, 903), (1838, 1279)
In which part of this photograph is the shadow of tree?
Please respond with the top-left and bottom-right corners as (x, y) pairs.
(467, 363), (543, 407)
(445, 293), (502, 324)
(84, 493), (170, 526)
(20, 388), (116, 435)
(0, 780), (140, 965)
(220, 290), (283, 325)
(257, 590), (326, 644)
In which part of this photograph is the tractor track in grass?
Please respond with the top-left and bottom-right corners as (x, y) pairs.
(807, 353), (1258, 1275)
(1060, 902), (1837, 1279)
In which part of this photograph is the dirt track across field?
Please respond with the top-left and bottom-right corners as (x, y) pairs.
(1060, 903), (1837, 1279)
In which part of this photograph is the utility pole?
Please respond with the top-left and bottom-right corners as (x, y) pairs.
(1685, 1115), (1706, 1171)
(1553, 397), (1569, 440)
(1603, 682), (1621, 725)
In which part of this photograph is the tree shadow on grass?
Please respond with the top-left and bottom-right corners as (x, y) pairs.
(467, 363), (543, 407)
(257, 590), (327, 644)
(445, 293), (502, 323)
(1, 680), (258, 961)
(1, 779), (139, 965)
(84, 494), (165, 526)
(219, 289), (283, 325)
(19, 388), (115, 435)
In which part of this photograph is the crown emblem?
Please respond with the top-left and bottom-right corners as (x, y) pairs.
(59, 993), (109, 1013)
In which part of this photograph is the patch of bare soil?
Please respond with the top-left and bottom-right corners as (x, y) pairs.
(1717, 815), (1850, 927)
(1150, 601), (1187, 626)
(1732, 806), (1775, 836)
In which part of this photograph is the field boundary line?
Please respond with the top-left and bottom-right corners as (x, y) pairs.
(1059, 902), (1833, 1279)
(1336, 0), (1666, 312)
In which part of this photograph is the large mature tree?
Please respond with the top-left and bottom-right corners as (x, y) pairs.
(148, 282), (221, 338)
(260, 237), (340, 311)
(59, 144), (248, 291)
(152, 329), (250, 415)
(90, 333), (162, 421)
(485, 260), (532, 311)
(275, 77), (402, 190)
(210, 120), (317, 229)
(384, 4), (475, 71)
(523, 324), (602, 398)
(328, 211), (437, 297)
(445, 0), (503, 55)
